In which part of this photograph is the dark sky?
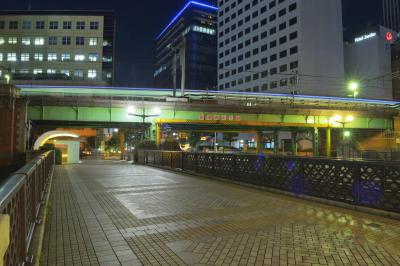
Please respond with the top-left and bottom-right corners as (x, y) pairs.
(1, 0), (383, 87)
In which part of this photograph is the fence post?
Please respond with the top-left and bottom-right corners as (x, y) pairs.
(354, 162), (361, 205)
(170, 152), (173, 169)
(180, 152), (184, 170)
(300, 158), (305, 196)
(212, 153), (216, 176)
(195, 153), (198, 173)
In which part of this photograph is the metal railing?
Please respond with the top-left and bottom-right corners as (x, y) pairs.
(137, 150), (400, 214)
(0, 151), (54, 266)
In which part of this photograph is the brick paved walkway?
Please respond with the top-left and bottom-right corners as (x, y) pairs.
(41, 160), (400, 266)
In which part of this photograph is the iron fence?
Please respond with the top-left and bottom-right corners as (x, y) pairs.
(0, 151), (54, 266)
(138, 150), (400, 214)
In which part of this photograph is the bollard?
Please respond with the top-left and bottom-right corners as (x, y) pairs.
(0, 215), (10, 266)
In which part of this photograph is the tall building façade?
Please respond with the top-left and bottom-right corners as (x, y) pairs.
(154, 1), (218, 91)
(0, 10), (115, 86)
(383, 0), (400, 32)
(217, 0), (345, 96)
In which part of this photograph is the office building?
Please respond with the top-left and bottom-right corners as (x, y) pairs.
(217, 0), (345, 96)
(0, 10), (115, 85)
(154, 1), (218, 91)
(383, 0), (400, 32)
(344, 26), (398, 100)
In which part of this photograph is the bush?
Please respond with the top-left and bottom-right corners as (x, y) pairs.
(40, 143), (62, 165)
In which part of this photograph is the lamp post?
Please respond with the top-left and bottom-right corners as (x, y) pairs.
(347, 81), (360, 98)
(127, 106), (160, 141)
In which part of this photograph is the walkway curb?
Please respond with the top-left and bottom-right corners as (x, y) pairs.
(145, 164), (400, 221)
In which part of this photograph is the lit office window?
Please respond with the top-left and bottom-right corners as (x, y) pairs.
(34, 53), (44, 61)
(8, 37), (17, 44)
(76, 21), (85, 30)
(36, 21), (45, 29)
(33, 69), (43, 74)
(62, 36), (71, 45)
(75, 54), (85, 61)
(21, 53), (30, 61)
(47, 69), (56, 74)
(23, 21), (31, 29)
(49, 21), (58, 29)
(106, 72), (112, 79)
(103, 56), (112, 62)
(76, 37), (84, 45)
(34, 37), (44, 45)
(61, 53), (71, 61)
(74, 69), (84, 78)
(88, 53), (99, 62)
(89, 38), (97, 46)
(22, 37), (31, 45)
(20, 69), (29, 74)
(90, 21), (99, 30)
(7, 53), (17, 61)
(192, 25), (216, 35)
(48, 53), (57, 61)
(0, 53), (3, 61)
(88, 69), (97, 78)
(60, 70), (70, 76)
(0, 70), (2, 77)
(0, 37), (4, 45)
(48, 36), (57, 45)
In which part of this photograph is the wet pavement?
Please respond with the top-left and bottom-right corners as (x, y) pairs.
(41, 160), (400, 265)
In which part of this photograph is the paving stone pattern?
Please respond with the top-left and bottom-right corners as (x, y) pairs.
(41, 160), (400, 265)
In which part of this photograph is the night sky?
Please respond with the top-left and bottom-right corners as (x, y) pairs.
(1, 0), (383, 87)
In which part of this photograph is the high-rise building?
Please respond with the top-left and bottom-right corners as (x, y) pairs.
(217, 0), (345, 96)
(344, 26), (398, 100)
(383, 0), (400, 32)
(154, 1), (218, 91)
(0, 11), (115, 86)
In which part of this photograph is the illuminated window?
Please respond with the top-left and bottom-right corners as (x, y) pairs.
(88, 69), (97, 78)
(34, 37), (44, 45)
(49, 36), (57, 45)
(103, 56), (112, 62)
(62, 37), (71, 45)
(61, 53), (71, 61)
(23, 21), (31, 29)
(36, 21), (45, 29)
(75, 54), (85, 61)
(33, 69), (43, 74)
(0, 37), (4, 45)
(8, 37), (17, 44)
(34, 53), (44, 61)
(21, 53), (30, 61)
(20, 69), (29, 74)
(7, 53), (17, 61)
(106, 72), (112, 79)
(49, 21), (58, 29)
(76, 37), (84, 45)
(89, 38), (97, 46)
(90, 21), (99, 30)
(48, 53), (57, 61)
(47, 69), (56, 74)
(60, 69), (70, 76)
(22, 37), (31, 45)
(76, 21), (85, 30)
(9, 21), (18, 29)
(74, 69), (84, 78)
(0, 53), (3, 61)
(88, 53), (98, 62)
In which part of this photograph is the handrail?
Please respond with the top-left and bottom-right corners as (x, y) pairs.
(0, 151), (54, 266)
(138, 150), (400, 214)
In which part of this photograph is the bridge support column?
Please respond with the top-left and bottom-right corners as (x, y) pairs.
(256, 131), (263, 155)
(273, 130), (279, 154)
(291, 131), (297, 156)
(156, 123), (161, 148)
(326, 127), (331, 158)
(0, 85), (27, 168)
(119, 129), (125, 160)
(313, 127), (319, 156)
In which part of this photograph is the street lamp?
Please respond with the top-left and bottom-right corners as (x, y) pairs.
(127, 106), (161, 141)
(347, 80), (360, 98)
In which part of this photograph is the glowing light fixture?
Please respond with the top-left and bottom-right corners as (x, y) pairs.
(343, 131), (351, 138)
(153, 107), (161, 115)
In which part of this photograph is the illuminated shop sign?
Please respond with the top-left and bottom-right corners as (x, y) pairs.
(354, 32), (376, 43)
